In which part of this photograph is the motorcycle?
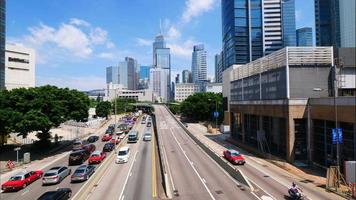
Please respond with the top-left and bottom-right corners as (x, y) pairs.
(288, 188), (304, 200)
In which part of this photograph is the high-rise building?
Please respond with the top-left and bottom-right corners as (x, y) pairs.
(221, 0), (296, 70)
(175, 74), (180, 84)
(0, 0), (5, 89)
(153, 34), (166, 67)
(182, 70), (191, 83)
(106, 57), (138, 90)
(314, 0), (340, 47)
(282, 0), (297, 47)
(191, 44), (207, 83)
(297, 27), (313, 46)
(339, 0), (355, 47)
(140, 65), (151, 80)
(215, 53), (223, 83)
(149, 67), (170, 103)
(5, 44), (36, 90)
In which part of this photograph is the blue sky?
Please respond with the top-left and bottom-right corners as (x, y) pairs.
(7, 0), (315, 90)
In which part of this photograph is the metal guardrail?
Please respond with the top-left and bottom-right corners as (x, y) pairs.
(164, 105), (253, 191)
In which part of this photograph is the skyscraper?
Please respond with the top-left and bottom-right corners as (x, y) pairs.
(175, 74), (180, 84)
(0, 0), (5, 89)
(215, 53), (223, 83)
(191, 44), (207, 83)
(182, 70), (191, 83)
(221, 0), (296, 70)
(314, 0), (340, 47)
(339, 0), (355, 47)
(106, 57), (138, 90)
(153, 35), (166, 67)
(140, 65), (151, 80)
(297, 27), (313, 46)
(282, 0), (297, 47)
(106, 66), (119, 84)
(149, 67), (170, 103)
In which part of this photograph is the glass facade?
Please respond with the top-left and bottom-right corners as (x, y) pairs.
(140, 65), (151, 80)
(182, 70), (191, 83)
(155, 48), (170, 69)
(297, 27), (313, 46)
(282, 0), (296, 47)
(106, 66), (119, 84)
(191, 44), (207, 83)
(0, 0), (5, 89)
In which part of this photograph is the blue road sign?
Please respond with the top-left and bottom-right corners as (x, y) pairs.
(213, 111), (219, 118)
(332, 129), (338, 144)
(337, 128), (343, 144)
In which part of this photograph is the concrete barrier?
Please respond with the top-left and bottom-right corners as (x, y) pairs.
(164, 105), (253, 191)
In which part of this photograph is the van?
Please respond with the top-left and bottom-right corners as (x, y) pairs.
(127, 131), (139, 143)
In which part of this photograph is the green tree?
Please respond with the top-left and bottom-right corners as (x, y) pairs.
(180, 92), (223, 122)
(168, 103), (181, 114)
(114, 98), (136, 113)
(96, 101), (112, 119)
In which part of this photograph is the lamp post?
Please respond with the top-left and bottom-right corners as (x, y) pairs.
(208, 98), (219, 131)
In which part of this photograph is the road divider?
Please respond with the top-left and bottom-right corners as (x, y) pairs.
(164, 105), (254, 191)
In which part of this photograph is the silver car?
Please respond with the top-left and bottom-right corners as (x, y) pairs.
(143, 132), (152, 141)
(42, 166), (71, 185)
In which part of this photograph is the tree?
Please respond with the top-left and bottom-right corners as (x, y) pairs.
(180, 92), (223, 122)
(168, 103), (181, 114)
(114, 98), (136, 113)
(96, 101), (112, 119)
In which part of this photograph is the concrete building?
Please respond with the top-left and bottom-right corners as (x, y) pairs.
(105, 83), (153, 102)
(215, 53), (223, 83)
(0, 0), (4, 89)
(106, 57), (138, 90)
(149, 67), (170, 103)
(174, 83), (201, 102)
(5, 44), (36, 90)
(297, 27), (313, 46)
(205, 83), (223, 93)
(191, 44), (207, 83)
(224, 47), (355, 166)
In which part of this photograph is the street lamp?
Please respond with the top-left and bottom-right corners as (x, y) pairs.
(208, 98), (218, 132)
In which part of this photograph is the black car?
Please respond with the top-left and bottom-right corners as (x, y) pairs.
(68, 150), (89, 166)
(87, 135), (99, 143)
(71, 165), (95, 183)
(105, 128), (114, 135)
(103, 142), (115, 152)
(37, 188), (72, 200)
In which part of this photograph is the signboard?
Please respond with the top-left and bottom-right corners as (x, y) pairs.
(14, 147), (21, 151)
(332, 128), (343, 144)
(213, 111), (219, 118)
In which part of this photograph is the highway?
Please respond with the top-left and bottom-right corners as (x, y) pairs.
(86, 116), (157, 200)
(0, 118), (116, 200)
(153, 105), (259, 200)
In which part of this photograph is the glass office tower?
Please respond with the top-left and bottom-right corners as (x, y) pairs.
(0, 0), (5, 89)
(282, 0), (297, 47)
(140, 65), (151, 80)
(297, 27), (313, 46)
(191, 44), (207, 83)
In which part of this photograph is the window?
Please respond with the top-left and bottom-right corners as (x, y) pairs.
(235, 18), (247, 26)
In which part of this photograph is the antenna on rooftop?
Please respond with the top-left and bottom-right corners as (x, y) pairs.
(159, 19), (162, 35)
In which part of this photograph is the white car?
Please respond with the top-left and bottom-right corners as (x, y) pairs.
(116, 146), (130, 164)
(143, 132), (152, 141)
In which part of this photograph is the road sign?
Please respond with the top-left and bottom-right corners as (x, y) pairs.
(332, 128), (343, 144)
(14, 147), (21, 151)
(213, 111), (219, 118)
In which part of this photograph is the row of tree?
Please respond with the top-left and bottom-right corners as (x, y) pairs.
(95, 98), (137, 119)
(171, 92), (223, 124)
(0, 85), (90, 146)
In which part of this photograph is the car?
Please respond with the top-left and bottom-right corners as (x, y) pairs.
(72, 140), (88, 151)
(70, 165), (95, 183)
(83, 144), (96, 154)
(68, 150), (89, 166)
(146, 122), (152, 127)
(101, 134), (112, 142)
(111, 137), (120, 145)
(116, 130), (124, 135)
(103, 142), (115, 152)
(87, 135), (99, 143)
(105, 128), (114, 135)
(143, 132), (152, 141)
(127, 131), (139, 143)
(141, 119), (146, 124)
(88, 150), (106, 164)
(1, 170), (43, 191)
(223, 149), (245, 165)
(118, 134), (125, 140)
(42, 166), (71, 185)
(37, 188), (72, 200)
(116, 146), (130, 164)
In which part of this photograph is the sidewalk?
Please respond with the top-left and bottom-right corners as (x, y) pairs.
(0, 116), (115, 185)
(186, 122), (347, 200)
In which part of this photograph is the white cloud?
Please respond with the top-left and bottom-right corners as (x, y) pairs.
(90, 27), (108, 45)
(136, 38), (153, 46)
(98, 52), (116, 59)
(181, 0), (216, 23)
(69, 18), (91, 27)
(167, 26), (181, 41)
(37, 75), (106, 90)
(106, 41), (115, 48)
(167, 39), (196, 58)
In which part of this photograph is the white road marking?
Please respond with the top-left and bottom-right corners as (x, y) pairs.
(118, 151), (138, 200)
(247, 178), (277, 200)
(21, 190), (29, 196)
(170, 128), (216, 200)
(261, 196), (274, 200)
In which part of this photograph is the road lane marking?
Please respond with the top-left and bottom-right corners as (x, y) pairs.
(118, 151), (138, 200)
(247, 178), (277, 200)
(169, 128), (216, 200)
(21, 190), (29, 196)
(152, 126), (157, 198)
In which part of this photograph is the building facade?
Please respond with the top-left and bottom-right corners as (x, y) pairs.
(140, 65), (151, 80)
(224, 47), (355, 167)
(106, 66), (119, 85)
(105, 83), (153, 102)
(5, 44), (36, 90)
(222, 0), (296, 71)
(215, 53), (223, 83)
(149, 67), (170, 103)
(175, 74), (180, 84)
(339, 0), (355, 47)
(182, 70), (192, 83)
(191, 44), (207, 83)
(0, 0), (5, 89)
(297, 27), (313, 46)
(174, 83), (201, 102)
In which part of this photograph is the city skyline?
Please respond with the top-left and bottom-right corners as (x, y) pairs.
(6, 0), (315, 90)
